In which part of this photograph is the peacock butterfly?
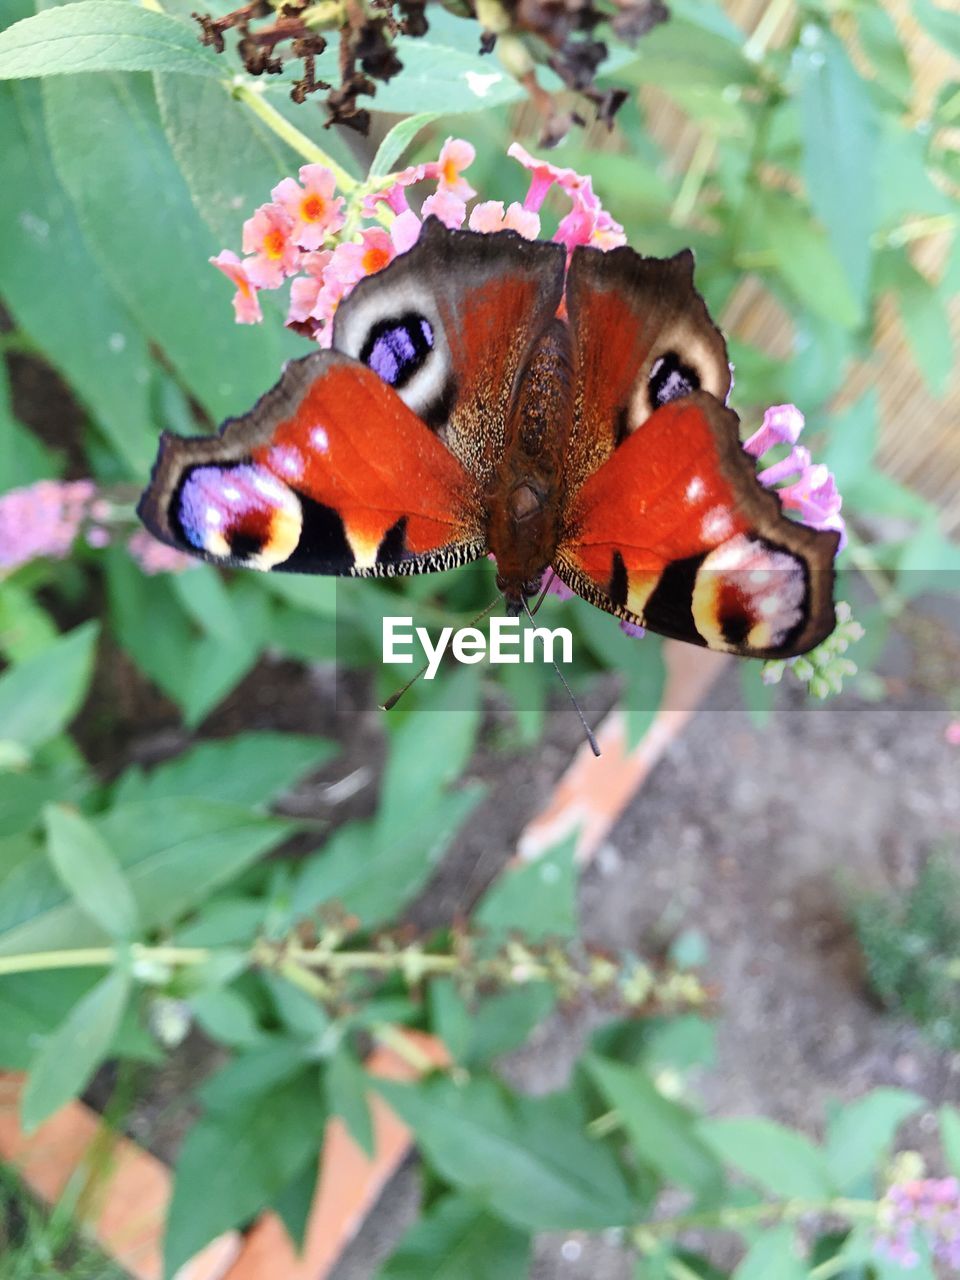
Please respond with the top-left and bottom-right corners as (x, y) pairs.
(138, 217), (838, 660)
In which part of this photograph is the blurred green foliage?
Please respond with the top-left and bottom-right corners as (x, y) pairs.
(0, 0), (959, 1275)
(854, 848), (960, 1049)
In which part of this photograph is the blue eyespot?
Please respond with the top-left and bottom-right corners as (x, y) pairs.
(360, 313), (433, 388)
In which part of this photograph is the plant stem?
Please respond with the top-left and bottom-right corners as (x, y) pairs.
(372, 1022), (439, 1073)
(670, 133), (718, 228)
(744, 0), (795, 62)
(228, 79), (358, 190)
(633, 1196), (877, 1243)
(0, 945), (211, 977)
(286, 944), (460, 974)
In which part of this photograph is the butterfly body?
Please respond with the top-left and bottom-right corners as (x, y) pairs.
(139, 218), (838, 660)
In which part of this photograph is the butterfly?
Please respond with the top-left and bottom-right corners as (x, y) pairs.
(138, 216), (838, 660)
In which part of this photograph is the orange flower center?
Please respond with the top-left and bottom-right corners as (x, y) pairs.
(301, 193), (327, 223)
(263, 228), (287, 259)
(442, 157), (459, 185)
(362, 246), (391, 274)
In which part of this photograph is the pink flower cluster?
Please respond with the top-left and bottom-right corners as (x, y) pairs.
(744, 403), (846, 549)
(876, 1177), (960, 1270)
(0, 480), (193, 578)
(211, 138), (626, 346)
(0, 480), (95, 575)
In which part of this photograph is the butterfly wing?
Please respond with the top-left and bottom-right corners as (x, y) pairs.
(556, 244), (836, 658)
(563, 243), (733, 488)
(138, 350), (485, 577)
(554, 391), (838, 658)
(333, 217), (566, 487)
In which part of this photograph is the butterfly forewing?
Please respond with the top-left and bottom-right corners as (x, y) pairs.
(334, 218), (566, 487)
(138, 350), (486, 577)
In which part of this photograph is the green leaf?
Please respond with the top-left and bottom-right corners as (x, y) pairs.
(697, 1117), (832, 1200)
(114, 732), (335, 809)
(430, 980), (556, 1066)
(856, 4), (912, 104)
(198, 1040), (309, 1113)
(733, 1226), (807, 1280)
(189, 987), (264, 1047)
(378, 666), (481, 823)
(821, 391), (878, 495)
(43, 72), (298, 421)
(377, 1194), (530, 1280)
(44, 804), (140, 940)
(0, 622), (97, 750)
(325, 1048), (375, 1157)
(825, 1089), (923, 1192)
(21, 968), (131, 1132)
(474, 835), (577, 943)
(912, 0), (960, 58)
(796, 28), (878, 309)
(0, 799), (293, 956)
(749, 188), (862, 329)
(371, 112), (440, 176)
(877, 250), (954, 396)
(294, 786), (483, 928)
(105, 552), (262, 723)
(0, 2), (223, 79)
(585, 1056), (722, 1200)
(165, 1072), (325, 1276)
(0, 968), (158, 1071)
(272, 1160), (320, 1252)
(376, 1076), (635, 1231)
(939, 1106), (960, 1176)
(156, 72), (302, 247)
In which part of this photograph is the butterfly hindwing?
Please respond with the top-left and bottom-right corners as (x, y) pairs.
(554, 392), (838, 658)
(334, 217), (566, 487)
(138, 349), (486, 577)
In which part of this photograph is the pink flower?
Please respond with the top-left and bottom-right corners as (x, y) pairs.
(749, 404), (847, 550)
(241, 203), (300, 288)
(876, 1178), (960, 1272)
(507, 141), (590, 212)
(326, 226), (397, 290)
(744, 403), (806, 459)
(436, 137), (476, 200)
(468, 200), (541, 239)
(362, 164), (432, 217)
(271, 164), (345, 250)
(390, 209), (423, 254)
(0, 480), (95, 574)
(590, 208), (628, 251)
(127, 529), (196, 575)
(421, 187), (467, 229)
(210, 250), (263, 324)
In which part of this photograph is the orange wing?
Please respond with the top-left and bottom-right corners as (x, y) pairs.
(138, 351), (485, 577)
(555, 393), (838, 658)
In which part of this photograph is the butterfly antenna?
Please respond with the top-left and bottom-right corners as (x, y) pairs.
(529, 570), (556, 617)
(521, 598), (601, 758)
(379, 595), (503, 713)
